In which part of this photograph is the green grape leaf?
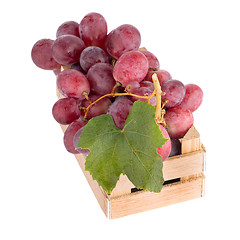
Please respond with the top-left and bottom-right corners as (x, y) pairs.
(77, 101), (168, 194)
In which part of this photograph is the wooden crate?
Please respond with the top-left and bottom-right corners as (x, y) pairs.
(64, 127), (205, 219)
(57, 85), (206, 218)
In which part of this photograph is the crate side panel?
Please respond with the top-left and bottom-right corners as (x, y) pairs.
(163, 148), (205, 181)
(110, 176), (203, 219)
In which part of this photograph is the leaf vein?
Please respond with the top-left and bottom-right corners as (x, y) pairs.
(123, 133), (158, 186)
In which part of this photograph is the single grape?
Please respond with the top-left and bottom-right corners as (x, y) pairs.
(80, 95), (112, 120)
(71, 62), (86, 74)
(31, 39), (61, 70)
(107, 96), (133, 129)
(80, 46), (109, 72)
(113, 50), (149, 87)
(131, 87), (156, 106)
(53, 68), (61, 76)
(145, 69), (172, 85)
(125, 81), (140, 93)
(79, 12), (107, 47)
(165, 106), (194, 139)
(63, 119), (87, 154)
(52, 98), (81, 125)
(56, 21), (80, 38)
(52, 35), (85, 65)
(178, 84), (203, 112)
(87, 63), (116, 95)
(169, 139), (181, 157)
(141, 50), (160, 69)
(157, 124), (171, 161)
(140, 81), (154, 92)
(161, 80), (186, 108)
(105, 24), (141, 59)
(57, 69), (90, 100)
(73, 128), (90, 155)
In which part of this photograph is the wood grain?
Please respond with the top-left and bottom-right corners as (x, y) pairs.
(110, 174), (204, 219)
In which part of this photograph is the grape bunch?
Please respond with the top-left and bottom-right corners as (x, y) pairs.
(31, 12), (203, 161)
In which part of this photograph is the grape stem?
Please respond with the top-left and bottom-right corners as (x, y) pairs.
(152, 73), (166, 126)
(83, 75), (165, 123)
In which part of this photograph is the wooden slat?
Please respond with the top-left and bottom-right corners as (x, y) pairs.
(181, 125), (201, 154)
(110, 174), (134, 198)
(110, 174), (204, 219)
(163, 148), (205, 181)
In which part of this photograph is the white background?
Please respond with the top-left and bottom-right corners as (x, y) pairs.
(1, 0), (240, 239)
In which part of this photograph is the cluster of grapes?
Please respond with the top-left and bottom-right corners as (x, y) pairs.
(31, 12), (203, 161)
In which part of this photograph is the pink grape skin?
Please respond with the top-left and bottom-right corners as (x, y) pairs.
(169, 139), (181, 157)
(145, 69), (172, 85)
(79, 12), (107, 47)
(161, 80), (186, 108)
(31, 39), (61, 70)
(113, 50), (149, 87)
(52, 35), (85, 65)
(105, 24), (141, 59)
(63, 119), (87, 154)
(157, 124), (171, 161)
(141, 50), (160, 69)
(125, 81), (140, 93)
(165, 106), (194, 139)
(131, 87), (156, 106)
(56, 21), (80, 38)
(57, 69), (90, 100)
(80, 95), (112, 120)
(140, 81), (154, 92)
(80, 46), (109, 72)
(52, 98), (81, 125)
(178, 84), (203, 112)
(73, 128), (90, 155)
(53, 68), (61, 76)
(107, 96), (133, 129)
(87, 63), (116, 96)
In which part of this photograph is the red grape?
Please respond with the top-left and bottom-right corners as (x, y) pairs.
(52, 98), (81, 125)
(169, 139), (181, 157)
(70, 62), (86, 74)
(145, 69), (172, 85)
(56, 21), (80, 38)
(157, 124), (171, 161)
(79, 12), (107, 47)
(141, 50), (160, 69)
(105, 24), (141, 59)
(80, 46), (109, 72)
(52, 35), (85, 65)
(107, 96), (133, 129)
(31, 39), (61, 70)
(57, 69), (90, 100)
(131, 87), (156, 106)
(113, 50), (148, 87)
(161, 80), (186, 108)
(73, 128), (90, 155)
(53, 68), (61, 76)
(87, 63), (116, 95)
(64, 119), (87, 154)
(80, 95), (112, 120)
(140, 81), (154, 92)
(165, 106), (194, 139)
(178, 84), (203, 112)
(125, 81), (140, 93)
